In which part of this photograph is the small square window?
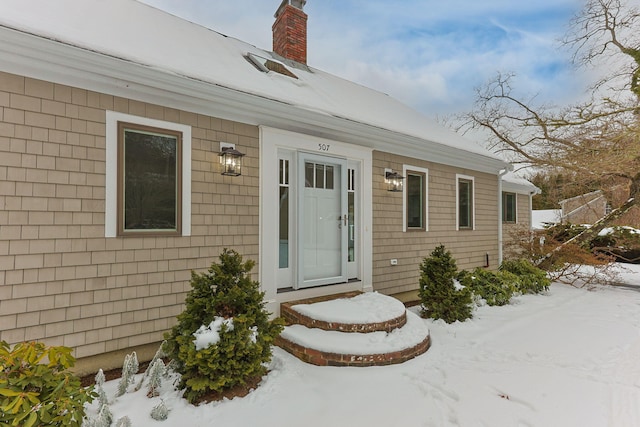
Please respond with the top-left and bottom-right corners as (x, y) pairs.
(117, 122), (182, 236)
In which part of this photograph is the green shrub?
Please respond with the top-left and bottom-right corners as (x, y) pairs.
(419, 245), (473, 323)
(165, 248), (284, 403)
(0, 341), (95, 427)
(500, 258), (550, 294)
(457, 268), (517, 306)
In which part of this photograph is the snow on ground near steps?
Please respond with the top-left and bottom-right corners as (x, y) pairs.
(280, 310), (429, 355)
(87, 264), (640, 427)
(290, 291), (406, 324)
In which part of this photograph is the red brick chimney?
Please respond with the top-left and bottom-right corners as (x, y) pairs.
(273, 0), (308, 64)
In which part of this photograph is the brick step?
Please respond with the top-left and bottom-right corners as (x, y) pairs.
(275, 310), (431, 367)
(280, 291), (407, 333)
(276, 291), (431, 367)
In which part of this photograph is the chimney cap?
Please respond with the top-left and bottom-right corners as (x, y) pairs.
(275, 0), (306, 18)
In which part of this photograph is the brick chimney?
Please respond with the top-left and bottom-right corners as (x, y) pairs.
(273, 0), (308, 64)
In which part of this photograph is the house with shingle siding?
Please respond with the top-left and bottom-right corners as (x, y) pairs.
(0, 0), (534, 371)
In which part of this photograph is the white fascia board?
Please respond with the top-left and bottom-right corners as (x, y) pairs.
(502, 181), (540, 195)
(0, 25), (509, 175)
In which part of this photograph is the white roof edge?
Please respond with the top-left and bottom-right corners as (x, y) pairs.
(501, 172), (539, 194)
(502, 180), (540, 195)
(559, 189), (603, 205)
(0, 24), (509, 174)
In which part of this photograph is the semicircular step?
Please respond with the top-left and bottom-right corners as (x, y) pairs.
(276, 310), (431, 367)
(281, 291), (407, 333)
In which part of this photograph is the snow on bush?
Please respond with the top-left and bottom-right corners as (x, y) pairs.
(193, 317), (235, 350)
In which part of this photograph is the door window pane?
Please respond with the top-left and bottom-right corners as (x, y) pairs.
(326, 165), (334, 189)
(279, 158), (290, 268)
(305, 162), (314, 188)
(279, 186), (289, 268)
(315, 163), (325, 189)
(348, 191), (355, 262)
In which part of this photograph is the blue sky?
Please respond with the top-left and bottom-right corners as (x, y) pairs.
(139, 0), (586, 118)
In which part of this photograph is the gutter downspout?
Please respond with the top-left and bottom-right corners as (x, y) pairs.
(497, 168), (510, 266)
(529, 192), (535, 232)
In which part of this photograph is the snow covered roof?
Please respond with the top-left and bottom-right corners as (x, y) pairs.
(0, 0), (508, 173)
(502, 172), (540, 194)
(559, 190), (603, 206)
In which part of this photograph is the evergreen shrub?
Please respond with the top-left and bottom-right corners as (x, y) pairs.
(165, 249), (284, 403)
(0, 341), (95, 427)
(500, 258), (550, 294)
(419, 245), (473, 323)
(457, 268), (517, 306)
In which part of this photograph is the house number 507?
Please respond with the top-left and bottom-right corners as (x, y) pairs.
(318, 143), (330, 152)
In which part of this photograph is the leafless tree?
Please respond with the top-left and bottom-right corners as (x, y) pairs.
(464, 0), (640, 246)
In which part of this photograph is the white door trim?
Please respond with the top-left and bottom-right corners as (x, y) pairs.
(259, 126), (373, 314)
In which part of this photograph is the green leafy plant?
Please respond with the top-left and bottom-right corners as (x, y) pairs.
(457, 268), (517, 306)
(419, 245), (473, 323)
(165, 248), (284, 403)
(0, 341), (95, 427)
(500, 258), (551, 294)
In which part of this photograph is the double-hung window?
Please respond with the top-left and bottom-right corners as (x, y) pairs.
(457, 175), (474, 230)
(502, 192), (517, 223)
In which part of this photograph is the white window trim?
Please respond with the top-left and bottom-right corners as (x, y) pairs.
(105, 111), (192, 237)
(456, 174), (475, 231)
(403, 165), (429, 232)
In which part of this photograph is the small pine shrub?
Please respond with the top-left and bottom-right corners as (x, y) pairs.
(116, 416), (132, 427)
(135, 341), (167, 392)
(116, 352), (139, 397)
(150, 400), (169, 421)
(165, 248), (284, 403)
(94, 369), (109, 410)
(95, 404), (113, 427)
(95, 369), (106, 387)
(147, 359), (166, 398)
(419, 245), (473, 323)
(500, 258), (550, 294)
(457, 268), (517, 306)
(0, 341), (95, 427)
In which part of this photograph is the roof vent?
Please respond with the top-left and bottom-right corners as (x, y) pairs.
(247, 53), (298, 79)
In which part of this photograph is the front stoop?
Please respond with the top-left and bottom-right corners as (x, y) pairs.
(275, 292), (431, 367)
(280, 291), (407, 333)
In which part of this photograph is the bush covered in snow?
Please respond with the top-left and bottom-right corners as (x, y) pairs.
(419, 245), (473, 323)
(165, 248), (284, 403)
(500, 258), (550, 294)
(457, 268), (517, 306)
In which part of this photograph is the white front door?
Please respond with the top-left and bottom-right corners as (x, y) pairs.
(297, 153), (348, 288)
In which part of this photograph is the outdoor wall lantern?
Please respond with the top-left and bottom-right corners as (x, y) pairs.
(385, 168), (404, 192)
(219, 142), (245, 176)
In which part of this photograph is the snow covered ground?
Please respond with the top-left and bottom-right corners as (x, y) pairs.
(88, 263), (640, 427)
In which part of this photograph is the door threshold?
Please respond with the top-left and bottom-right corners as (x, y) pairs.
(277, 278), (360, 294)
